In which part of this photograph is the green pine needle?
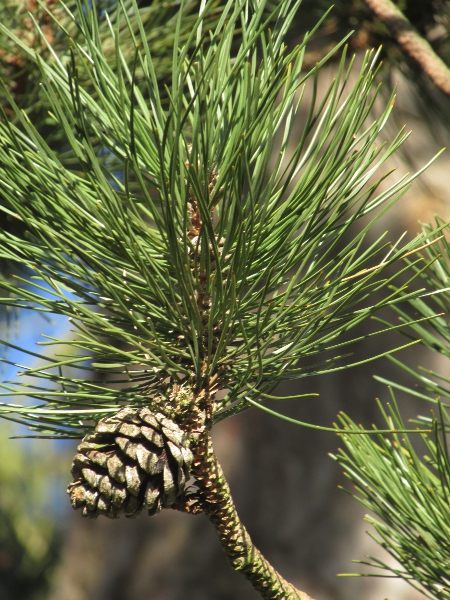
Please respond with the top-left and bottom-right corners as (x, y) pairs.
(333, 393), (450, 599)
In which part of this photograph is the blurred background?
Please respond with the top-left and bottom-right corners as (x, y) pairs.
(1, 1), (450, 598)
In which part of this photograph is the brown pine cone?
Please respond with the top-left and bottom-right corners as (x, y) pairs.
(68, 406), (193, 519)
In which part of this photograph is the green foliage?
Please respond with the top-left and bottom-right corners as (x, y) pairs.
(383, 221), (450, 407)
(0, 0), (223, 151)
(0, 0), (226, 280)
(334, 396), (450, 599)
(334, 224), (450, 597)
(0, 0), (438, 439)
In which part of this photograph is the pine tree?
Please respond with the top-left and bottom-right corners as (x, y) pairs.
(0, 1), (444, 597)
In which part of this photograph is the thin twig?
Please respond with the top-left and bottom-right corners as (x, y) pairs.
(363, 0), (450, 95)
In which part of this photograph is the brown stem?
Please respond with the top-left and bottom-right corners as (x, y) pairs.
(192, 432), (315, 600)
(362, 0), (450, 96)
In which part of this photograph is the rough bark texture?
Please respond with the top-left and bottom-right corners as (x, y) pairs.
(192, 432), (314, 600)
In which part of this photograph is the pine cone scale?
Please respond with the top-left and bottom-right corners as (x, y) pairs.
(107, 454), (126, 483)
(162, 464), (177, 505)
(140, 410), (159, 428)
(167, 439), (184, 466)
(125, 464), (145, 496)
(116, 436), (137, 460)
(135, 443), (153, 470)
(96, 422), (121, 434)
(86, 449), (109, 469)
(81, 467), (103, 489)
(72, 453), (91, 469)
(118, 422), (141, 437)
(141, 426), (164, 447)
(98, 475), (114, 497)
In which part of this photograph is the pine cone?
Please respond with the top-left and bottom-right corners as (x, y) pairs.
(68, 406), (193, 519)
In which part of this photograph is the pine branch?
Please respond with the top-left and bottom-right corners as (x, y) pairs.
(334, 221), (450, 598)
(333, 396), (450, 599)
(0, 1), (446, 597)
(362, 0), (450, 95)
(192, 431), (314, 600)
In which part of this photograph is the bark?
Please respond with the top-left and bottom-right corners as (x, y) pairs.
(192, 432), (314, 600)
(363, 0), (450, 95)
